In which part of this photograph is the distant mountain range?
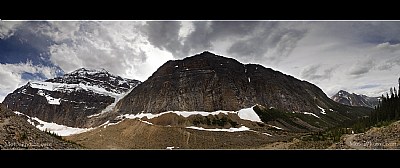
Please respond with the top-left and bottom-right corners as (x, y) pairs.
(331, 90), (379, 108)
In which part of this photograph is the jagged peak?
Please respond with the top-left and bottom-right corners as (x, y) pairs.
(69, 68), (109, 74)
(338, 90), (349, 94)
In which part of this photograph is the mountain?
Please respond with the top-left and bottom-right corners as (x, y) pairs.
(116, 51), (367, 115)
(0, 103), (80, 149)
(65, 51), (372, 149)
(331, 90), (379, 108)
(2, 68), (141, 128)
(112, 51), (371, 132)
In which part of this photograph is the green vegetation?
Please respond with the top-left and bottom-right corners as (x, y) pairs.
(301, 127), (353, 142)
(20, 132), (28, 140)
(253, 106), (291, 122)
(350, 80), (400, 133)
(192, 115), (239, 127)
(44, 129), (84, 148)
(301, 78), (400, 145)
(253, 106), (310, 131)
(45, 129), (62, 140)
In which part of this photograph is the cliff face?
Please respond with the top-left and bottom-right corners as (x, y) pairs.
(2, 68), (141, 128)
(115, 51), (339, 114)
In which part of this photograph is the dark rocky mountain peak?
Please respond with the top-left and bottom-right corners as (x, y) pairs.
(47, 68), (139, 94)
(331, 90), (379, 108)
(2, 68), (141, 128)
(115, 51), (348, 115)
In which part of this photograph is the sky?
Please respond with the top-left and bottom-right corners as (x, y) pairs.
(1, 20), (400, 102)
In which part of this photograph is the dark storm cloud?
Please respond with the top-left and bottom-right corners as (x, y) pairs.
(184, 21), (280, 58)
(143, 21), (307, 60)
(180, 21), (214, 56)
(301, 64), (335, 80)
(144, 21), (183, 56)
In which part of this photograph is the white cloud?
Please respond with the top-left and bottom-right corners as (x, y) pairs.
(47, 21), (172, 81)
(0, 21), (23, 39)
(349, 59), (376, 76)
(4, 20), (400, 100)
(376, 42), (400, 52)
(0, 61), (58, 102)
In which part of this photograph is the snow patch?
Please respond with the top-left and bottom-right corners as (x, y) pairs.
(121, 110), (237, 120)
(45, 95), (61, 105)
(329, 109), (334, 112)
(186, 126), (250, 132)
(32, 117), (92, 136)
(248, 77), (251, 83)
(120, 106), (261, 123)
(262, 133), (272, 136)
(237, 106), (261, 122)
(166, 146), (179, 150)
(37, 90), (45, 96)
(13, 111), (24, 115)
(88, 86), (135, 118)
(140, 120), (154, 125)
(30, 81), (120, 98)
(268, 125), (283, 130)
(13, 111), (92, 136)
(101, 120), (123, 128)
(302, 112), (320, 118)
(317, 105), (326, 114)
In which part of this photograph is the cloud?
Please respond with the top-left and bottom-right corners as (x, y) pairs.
(143, 21), (307, 63)
(357, 84), (380, 90)
(377, 57), (400, 71)
(144, 21), (183, 56)
(0, 21), (22, 39)
(0, 61), (58, 102)
(349, 59), (375, 76)
(376, 42), (400, 52)
(300, 64), (335, 81)
(46, 21), (173, 81)
(373, 42), (400, 71)
(3, 20), (400, 100)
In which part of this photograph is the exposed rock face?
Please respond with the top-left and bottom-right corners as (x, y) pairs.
(116, 51), (342, 115)
(2, 68), (141, 128)
(0, 103), (80, 149)
(331, 90), (379, 108)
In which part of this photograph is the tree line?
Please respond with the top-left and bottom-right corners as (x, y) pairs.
(352, 77), (400, 133)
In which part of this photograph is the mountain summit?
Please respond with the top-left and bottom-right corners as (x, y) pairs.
(115, 51), (356, 115)
(331, 90), (379, 108)
(2, 68), (141, 128)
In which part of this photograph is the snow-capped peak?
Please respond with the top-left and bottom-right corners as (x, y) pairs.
(45, 68), (141, 95)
